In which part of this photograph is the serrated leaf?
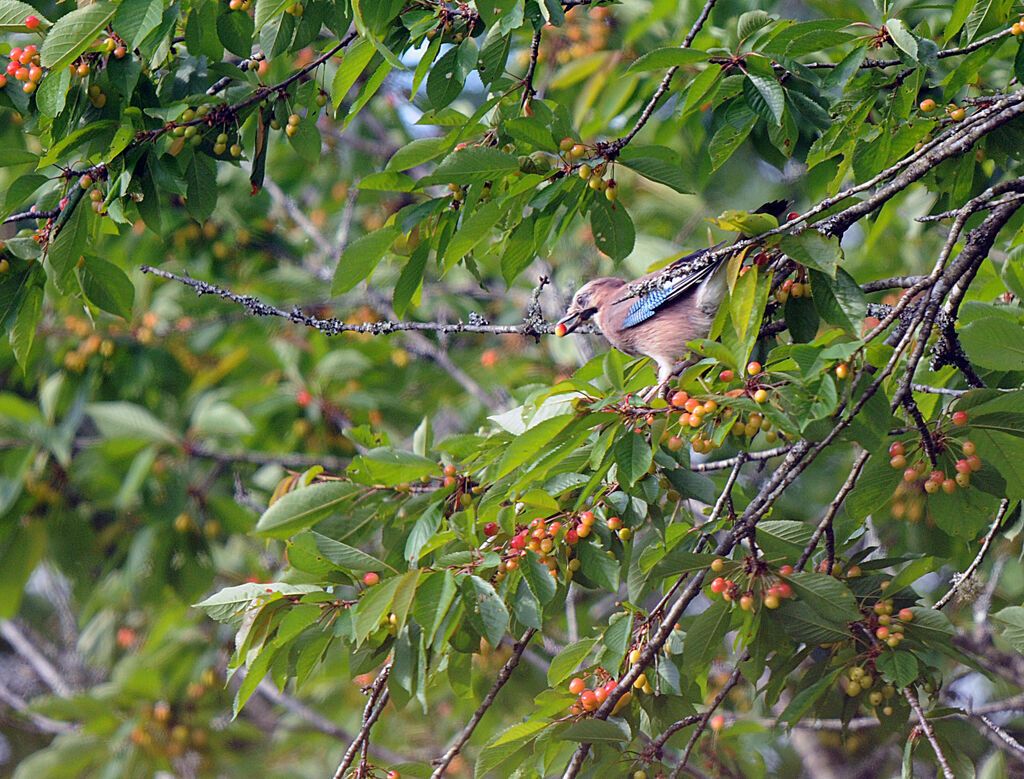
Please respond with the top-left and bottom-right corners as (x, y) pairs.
(40, 3), (116, 71)
(462, 575), (509, 648)
(522, 551), (557, 605)
(253, 481), (362, 538)
(547, 638), (597, 686)
(422, 147), (520, 186)
(590, 197), (635, 261)
(612, 431), (652, 487)
(619, 156), (693, 193)
(559, 719), (630, 742)
(885, 19), (918, 62)
(86, 402), (180, 444)
(744, 72), (784, 125)
(626, 47), (708, 73)
(78, 257), (134, 319)
(809, 267), (866, 335)
(875, 650), (919, 687)
(332, 226), (399, 294)
(577, 540), (620, 591)
(960, 318), (1024, 370)
(683, 599), (731, 671)
(780, 231), (841, 277)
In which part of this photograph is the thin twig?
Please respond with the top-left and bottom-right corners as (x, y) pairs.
(521, 29), (543, 110)
(903, 686), (955, 779)
(673, 654), (747, 774)
(976, 713), (1024, 761)
(431, 628), (536, 777)
(0, 620), (71, 697)
(934, 500), (1010, 610)
(333, 663), (392, 779)
(690, 446), (788, 472)
(0, 679), (77, 734)
(140, 266), (555, 338)
(796, 449), (870, 571)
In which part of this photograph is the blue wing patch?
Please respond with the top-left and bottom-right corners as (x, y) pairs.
(621, 244), (725, 330)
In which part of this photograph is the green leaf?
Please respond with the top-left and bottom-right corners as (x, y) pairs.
(770, 598), (851, 644)
(738, 9), (773, 40)
(35, 67), (70, 119)
(779, 667), (842, 724)
(0, 0), (49, 30)
(960, 317), (1024, 370)
(494, 414), (573, 479)
(613, 431), (652, 487)
(590, 197), (635, 261)
(618, 156), (694, 193)
(47, 202), (90, 293)
(77, 257), (134, 319)
(626, 47), (708, 72)
(353, 575), (401, 643)
(114, 0), (163, 49)
(559, 719), (630, 743)
(780, 231), (842, 277)
(709, 113), (756, 171)
(40, 3), (117, 71)
(809, 268), (866, 334)
(86, 401), (181, 444)
(194, 582), (321, 624)
(331, 37), (376, 107)
(785, 571), (860, 621)
(332, 226), (400, 294)
(9, 281), (42, 371)
(885, 19), (918, 62)
(310, 531), (392, 573)
(683, 598), (732, 672)
(577, 540), (620, 591)
(444, 200), (503, 266)
(413, 571), (458, 647)
(547, 638), (597, 685)
(422, 147), (520, 186)
(993, 606), (1024, 654)
(475, 720), (550, 778)
(185, 153), (217, 223)
(500, 217), (536, 286)
(426, 37), (477, 109)
(875, 650), (919, 687)
(349, 448), (440, 486)
(253, 481), (362, 538)
(521, 551), (557, 605)
(744, 72), (785, 125)
(461, 575), (509, 648)
(216, 9), (254, 58)
(386, 137), (447, 172)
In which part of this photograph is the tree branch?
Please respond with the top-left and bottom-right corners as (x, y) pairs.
(904, 685), (955, 779)
(431, 629), (536, 777)
(933, 500), (1010, 610)
(333, 663), (392, 779)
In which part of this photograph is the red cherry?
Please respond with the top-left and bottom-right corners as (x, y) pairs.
(903, 468), (919, 482)
(363, 572), (379, 586)
(952, 411), (968, 425)
(875, 626), (890, 639)
(889, 441), (905, 457)
(296, 389), (312, 406)
(670, 390), (688, 407)
(955, 459), (971, 474)
(967, 454), (982, 472)
(594, 686), (608, 703)
(898, 608), (914, 622)
(554, 322), (568, 337)
(443, 464), (457, 477)
(786, 211), (799, 221)
(962, 440), (976, 456)
(565, 529), (579, 544)
(746, 361), (761, 375)
(719, 369), (734, 382)
(753, 252), (769, 266)
(510, 533), (526, 549)
(580, 690), (599, 711)
(775, 582), (792, 599)
(483, 522), (499, 537)
(779, 565), (794, 576)
(602, 680), (617, 695)
(386, 771), (400, 779)
(710, 577), (727, 594)
(24, 14), (40, 28)
(710, 714), (725, 730)
(569, 677), (585, 694)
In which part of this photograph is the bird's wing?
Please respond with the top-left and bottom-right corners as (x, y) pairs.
(621, 243), (727, 329)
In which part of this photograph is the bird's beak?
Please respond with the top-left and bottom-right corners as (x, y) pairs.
(556, 306), (595, 336)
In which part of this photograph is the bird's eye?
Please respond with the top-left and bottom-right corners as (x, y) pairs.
(575, 295), (585, 306)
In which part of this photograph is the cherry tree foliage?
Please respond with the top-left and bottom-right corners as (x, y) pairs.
(3, 0), (1024, 776)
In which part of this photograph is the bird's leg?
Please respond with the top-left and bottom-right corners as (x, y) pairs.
(640, 361), (675, 402)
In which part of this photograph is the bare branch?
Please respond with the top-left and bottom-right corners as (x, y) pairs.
(796, 449), (870, 571)
(673, 654), (747, 774)
(903, 686), (955, 779)
(934, 500), (1010, 610)
(431, 629), (536, 777)
(333, 663), (392, 779)
(140, 266), (555, 338)
(0, 620), (71, 698)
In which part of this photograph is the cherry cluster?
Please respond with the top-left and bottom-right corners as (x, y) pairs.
(568, 670), (635, 716)
(4, 44), (41, 93)
(889, 410), (981, 493)
(708, 559), (794, 611)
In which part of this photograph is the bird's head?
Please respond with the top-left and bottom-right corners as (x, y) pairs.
(556, 278), (625, 336)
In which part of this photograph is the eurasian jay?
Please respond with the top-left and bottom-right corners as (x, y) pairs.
(555, 199), (790, 398)
(556, 243), (728, 398)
